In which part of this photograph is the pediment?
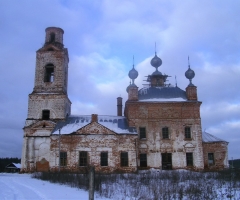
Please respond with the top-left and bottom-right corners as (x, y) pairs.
(29, 120), (56, 130)
(76, 122), (116, 135)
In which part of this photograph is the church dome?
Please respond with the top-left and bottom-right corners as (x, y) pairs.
(151, 54), (162, 68)
(128, 67), (138, 80)
(185, 67), (195, 80)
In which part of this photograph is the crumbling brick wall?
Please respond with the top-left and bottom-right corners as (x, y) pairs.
(203, 142), (228, 170)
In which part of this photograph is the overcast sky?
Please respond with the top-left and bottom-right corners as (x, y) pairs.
(0, 0), (239, 160)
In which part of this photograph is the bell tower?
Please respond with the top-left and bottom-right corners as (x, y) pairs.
(26, 27), (71, 125)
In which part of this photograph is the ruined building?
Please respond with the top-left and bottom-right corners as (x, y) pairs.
(21, 27), (228, 173)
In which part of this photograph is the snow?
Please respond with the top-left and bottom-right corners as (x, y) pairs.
(52, 115), (137, 135)
(0, 173), (109, 200)
(138, 97), (186, 102)
(12, 163), (21, 168)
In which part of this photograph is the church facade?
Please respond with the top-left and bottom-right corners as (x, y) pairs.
(21, 27), (228, 173)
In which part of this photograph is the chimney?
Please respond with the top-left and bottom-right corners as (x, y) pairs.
(117, 97), (123, 116)
(186, 85), (198, 101)
(91, 114), (98, 123)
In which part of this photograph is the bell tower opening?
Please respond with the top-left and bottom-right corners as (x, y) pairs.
(42, 110), (50, 120)
(44, 64), (54, 82)
(50, 33), (55, 42)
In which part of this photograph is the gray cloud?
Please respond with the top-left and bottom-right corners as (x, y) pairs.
(0, 0), (239, 159)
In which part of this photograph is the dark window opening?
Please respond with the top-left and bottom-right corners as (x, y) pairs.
(121, 152), (128, 167)
(162, 127), (169, 139)
(140, 154), (147, 167)
(42, 110), (50, 120)
(186, 153), (193, 166)
(50, 33), (55, 42)
(60, 152), (67, 166)
(44, 64), (54, 82)
(101, 152), (108, 166)
(185, 127), (191, 139)
(208, 153), (215, 166)
(79, 151), (88, 166)
(47, 48), (54, 51)
(139, 127), (146, 139)
(162, 153), (172, 170)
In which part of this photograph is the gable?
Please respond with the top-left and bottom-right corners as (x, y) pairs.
(76, 122), (116, 135)
(24, 120), (56, 136)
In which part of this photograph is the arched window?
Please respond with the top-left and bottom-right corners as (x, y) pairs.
(50, 33), (55, 42)
(44, 64), (54, 82)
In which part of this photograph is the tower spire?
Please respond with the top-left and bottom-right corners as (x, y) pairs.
(155, 42), (157, 55)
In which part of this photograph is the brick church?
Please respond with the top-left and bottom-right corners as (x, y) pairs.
(21, 27), (228, 173)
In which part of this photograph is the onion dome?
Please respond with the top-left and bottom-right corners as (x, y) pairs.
(185, 68), (195, 80)
(185, 57), (195, 86)
(151, 53), (162, 68)
(128, 66), (138, 80)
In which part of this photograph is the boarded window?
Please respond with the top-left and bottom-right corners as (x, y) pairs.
(186, 153), (193, 166)
(42, 110), (50, 120)
(101, 152), (108, 166)
(162, 127), (169, 139)
(79, 151), (88, 166)
(121, 152), (128, 167)
(185, 127), (191, 139)
(208, 153), (214, 166)
(44, 64), (54, 82)
(60, 152), (67, 166)
(140, 154), (147, 167)
(139, 127), (146, 139)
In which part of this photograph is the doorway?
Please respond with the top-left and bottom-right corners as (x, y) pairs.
(162, 153), (172, 170)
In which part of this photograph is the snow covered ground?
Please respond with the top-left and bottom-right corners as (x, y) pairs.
(0, 173), (108, 200)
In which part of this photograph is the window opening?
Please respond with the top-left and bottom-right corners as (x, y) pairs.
(101, 152), (108, 166)
(44, 64), (54, 82)
(185, 127), (191, 139)
(79, 151), (88, 166)
(42, 110), (50, 120)
(162, 127), (169, 139)
(162, 153), (172, 170)
(50, 33), (55, 42)
(139, 127), (146, 139)
(186, 153), (193, 166)
(60, 152), (67, 166)
(208, 153), (214, 166)
(121, 152), (128, 167)
(140, 154), (147, 167)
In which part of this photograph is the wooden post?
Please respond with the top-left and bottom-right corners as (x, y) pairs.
(89, 166), (95, 200)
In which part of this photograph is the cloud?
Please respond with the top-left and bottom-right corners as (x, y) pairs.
(0, 0), (239, 160)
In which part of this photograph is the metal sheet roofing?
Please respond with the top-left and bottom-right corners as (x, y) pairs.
(52, 115), (137, 135)
(202, 131), (227, 143)
(138, 86), (187, 102)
